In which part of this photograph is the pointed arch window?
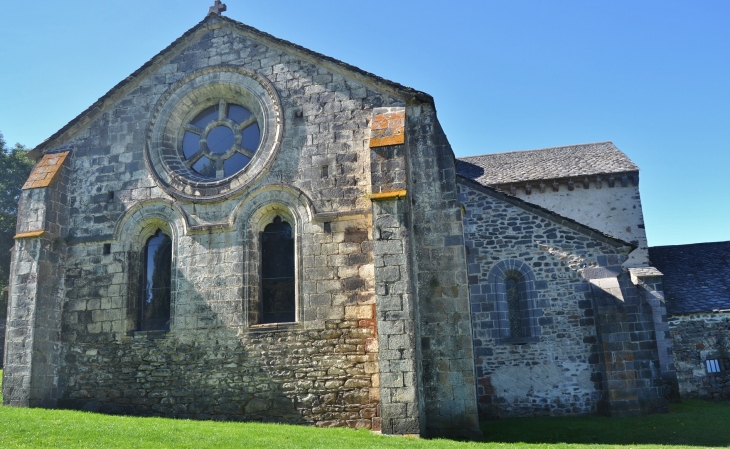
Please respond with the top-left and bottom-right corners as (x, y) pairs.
(140, 230), (172, 331)
(260, 216), (295, 324)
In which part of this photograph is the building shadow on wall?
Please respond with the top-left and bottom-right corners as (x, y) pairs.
(478, 400), (730, 447)
(454, 160), (484, 181)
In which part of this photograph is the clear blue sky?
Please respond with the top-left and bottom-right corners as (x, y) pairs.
(1, 1), (728, 246)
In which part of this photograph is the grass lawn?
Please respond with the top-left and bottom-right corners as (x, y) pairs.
(1, 369), (729, 448)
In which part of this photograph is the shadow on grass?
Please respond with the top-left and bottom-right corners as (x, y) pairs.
(479, 400), (730, 447)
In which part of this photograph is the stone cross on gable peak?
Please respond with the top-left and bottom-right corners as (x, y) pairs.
(209, 0), (227, 15)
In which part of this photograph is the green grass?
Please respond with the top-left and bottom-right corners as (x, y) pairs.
(481, 400), (730, 448)
(1, 369), (729, 448)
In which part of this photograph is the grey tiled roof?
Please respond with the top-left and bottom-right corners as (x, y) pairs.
(456, 142), (639, 185)
(649, 241), (730, 315)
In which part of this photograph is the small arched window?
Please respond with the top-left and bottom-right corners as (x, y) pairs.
(481, 260), (542, 344)
(260, 216), (295, 323)
(140, 230), (172, 331)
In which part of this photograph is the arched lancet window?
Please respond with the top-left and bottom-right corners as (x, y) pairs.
(505, 275), (524, 338)
(140, 230), (172, 331)
(482, 260), (542, 344)
(260, 216), (295, 323)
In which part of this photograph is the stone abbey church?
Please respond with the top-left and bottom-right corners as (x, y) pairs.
(4, 6), (730, 439)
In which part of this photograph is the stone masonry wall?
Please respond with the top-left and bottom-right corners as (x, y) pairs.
(589, 273), (668, 416)
(509, 177), (650, 268)
(459, 179), (632, 418)
(669, 313), (730, 399)
(59, 209), (381, 427)
(59, 20), (402, 245)
(59, 322), (377, 426)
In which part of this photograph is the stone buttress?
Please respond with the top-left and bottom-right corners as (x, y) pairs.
(369, 107), (481, 438)
(3, 151), (71, 406)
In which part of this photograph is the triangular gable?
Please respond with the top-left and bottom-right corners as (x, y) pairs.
(32, 14), (433, 158)
(458, 175), (635, 249)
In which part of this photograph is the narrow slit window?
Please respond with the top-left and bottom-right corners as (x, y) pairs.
(506, 276), (524, 338)
(260, 216), (295, 324)
(140, 230), (172, 331)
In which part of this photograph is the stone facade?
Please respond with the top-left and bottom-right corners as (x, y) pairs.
(2, 13), (479, 438)
(6, 8), (711, 438)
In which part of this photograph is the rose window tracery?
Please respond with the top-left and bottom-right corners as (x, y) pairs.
(181, 100), (261, 180)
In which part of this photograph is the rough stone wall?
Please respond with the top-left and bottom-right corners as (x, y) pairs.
(669, 313), (730, 399)
(508, 179), (649, 268)
(459, 180), (642, 418)
(59, 322), (377, 426)
(407, 109), (480, 438)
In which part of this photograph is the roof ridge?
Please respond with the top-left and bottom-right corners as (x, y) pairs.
(650, 240), (730, 249)
(458, 141), (615, 160)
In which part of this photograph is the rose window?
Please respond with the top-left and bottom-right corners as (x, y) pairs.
(181, 100), (261, 180)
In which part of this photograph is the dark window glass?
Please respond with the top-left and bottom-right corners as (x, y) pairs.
(506, 277), (523, 338)
(242, 123), (260, 151)
(207, 125), (234, 154)
(182, 131), (200, 159)
(192, 156), (216, 178)
(141, 230), (172, 331)
(224, 152), (250, 177)
(228, 104), (252, 123)
(191, 105), (218, 128)
(261, 216), (295, 323)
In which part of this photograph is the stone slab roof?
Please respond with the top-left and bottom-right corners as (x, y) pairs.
(456, 142), (639, 186)
(649, 241), (730, 315)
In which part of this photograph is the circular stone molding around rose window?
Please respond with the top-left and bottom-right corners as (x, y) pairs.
(146, 67), (283, 202)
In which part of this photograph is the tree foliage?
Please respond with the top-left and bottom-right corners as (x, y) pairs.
(0, 131), (35, 308)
